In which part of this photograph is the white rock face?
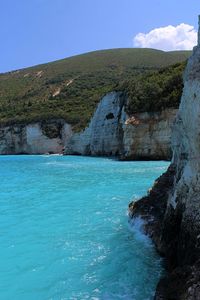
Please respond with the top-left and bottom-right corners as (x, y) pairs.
(25, 124), (62, 153)
(65, 91), (176, 159)
(0, 120), (73, 154)
(65, 92), (126, 156)
(168, 45), (200, 212)
(123, 109), (177, 160)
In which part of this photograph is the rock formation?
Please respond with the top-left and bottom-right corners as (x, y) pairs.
(65, 92), (127, 156)
(0, 91), (176, 158)
(129, 16), (200, 300)
(122, 109), (176, 160)
(0, 120), (72, 154)
(65, 91), (176, 160)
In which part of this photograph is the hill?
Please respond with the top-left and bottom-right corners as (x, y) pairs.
(0, 48), (191, 130)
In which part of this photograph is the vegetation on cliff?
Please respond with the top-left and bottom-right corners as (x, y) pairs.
(119, 62), (186, 114)
(0, 48), (190, 130)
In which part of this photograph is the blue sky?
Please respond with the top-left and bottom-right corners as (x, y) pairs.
(0, 0), (199, 72)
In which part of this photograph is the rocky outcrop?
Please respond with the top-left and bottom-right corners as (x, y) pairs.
(129, 16), (200, 300)
(123, 109), (177, 160)
(0, 120), (72, 154)
(65, 92), (126, 156)
(65, 91), (176, 160)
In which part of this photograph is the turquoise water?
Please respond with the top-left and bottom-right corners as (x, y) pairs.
(0, 155), (169, 300)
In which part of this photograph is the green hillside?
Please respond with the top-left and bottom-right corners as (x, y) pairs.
(118, 61), (186, 114)
(0, 48), (191, 130)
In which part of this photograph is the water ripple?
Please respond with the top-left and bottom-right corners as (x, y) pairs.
(0, 156), (169, 300)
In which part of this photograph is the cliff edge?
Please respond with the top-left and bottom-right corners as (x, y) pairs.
(65, 91), (176, 160)
(129, 16), (200, 299)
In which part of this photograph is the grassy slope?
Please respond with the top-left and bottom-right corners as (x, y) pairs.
(0, 48), (191, 130)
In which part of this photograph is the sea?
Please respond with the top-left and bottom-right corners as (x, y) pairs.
(0, 155), (169, 300)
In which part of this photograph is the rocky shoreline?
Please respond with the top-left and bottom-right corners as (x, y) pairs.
(129, 163), (200, 299)
(129, 17), (200, 300)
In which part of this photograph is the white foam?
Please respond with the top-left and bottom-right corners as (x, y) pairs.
(128, 217), (152, 245)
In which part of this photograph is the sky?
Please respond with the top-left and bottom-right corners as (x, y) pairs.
(0, 0), (200, 73)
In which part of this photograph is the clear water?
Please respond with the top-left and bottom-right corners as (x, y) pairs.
(0, 155), (169, 300)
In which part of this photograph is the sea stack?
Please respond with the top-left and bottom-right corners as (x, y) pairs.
(129, 16), (200, 300)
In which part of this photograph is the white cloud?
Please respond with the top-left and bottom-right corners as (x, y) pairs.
(133, 23), (197, 51)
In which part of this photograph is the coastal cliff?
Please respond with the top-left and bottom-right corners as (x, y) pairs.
(129, 17), (200, 300)
(0, 46), (189, 157)
(65, 92), (127, 156)
(65, 91), (176, 160)
(0, 91), (176, 158)
(123, 109), (176, 160)
(0, 120), (72, 154)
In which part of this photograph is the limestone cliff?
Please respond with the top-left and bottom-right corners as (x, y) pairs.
(0, 120), (72, 154)
(65, 91), (176, 160)
(123, 109), (176, 160)
(65, 92), (126, 156)
(129, 16), (200, 300)
(0, 92), (176, 158)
